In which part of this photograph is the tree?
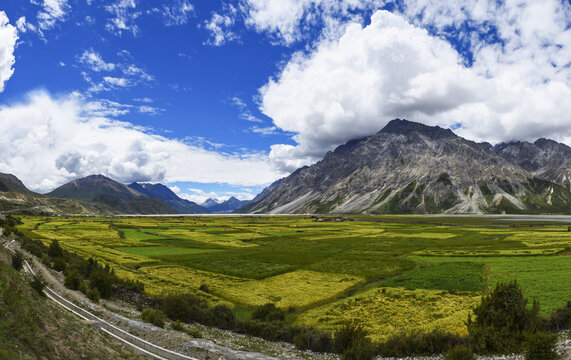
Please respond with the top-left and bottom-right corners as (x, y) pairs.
(11, 251), (24, 271)
(48, 240), (64, 258)
(467, 280), (540, 353)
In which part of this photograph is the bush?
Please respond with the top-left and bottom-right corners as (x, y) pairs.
(89, 268), (114, 298)
(11, 251), (24, 271)
(64, 270), (81, 290)
(199, 283), (210, 293)
(186, 327), (202, 338)
(524, 332), (559, 360)
(252, 303), (285, 322)
(208, 304), (235, 329)
(86, 287), (100, 302)
(547, 301), (571, 331)
(342, 338), (376, 360)
(334, 322), (372, 354)
(47, 240), (64, 258)
(378, 331), (463, 357)
(29, 275), (45, 297)
(292, 327), (334, 353)
(443, 345), (475, 360)
(141, 308), (164, 328)
(52, 257), (67, 272)
(467, 280), (539, 354)
(171, 320), (185, 332)
(162, 293), (209, 324)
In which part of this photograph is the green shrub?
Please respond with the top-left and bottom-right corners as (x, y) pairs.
(11, 251), (24, 271)
(186, 327), (202, 338)
(252, 303), (285, 322)
(443, 345), (475, 360)
(52, 257), (67, 272)
(171, 320), (185, 332)
(89, 268), (114, 298)
(162, 293), (209, 324)
(547, 301), (571, 331)
(29, 276), (45, 297)
(292, 327), (334, 353)
(208, 304), (235, 329)
(334, 322), (371, 354)
(141, 308), (164, 328)
(467, 280), (539, 354)
(64, 270), (81, 290)
(342, 338), (376, 360)
(47, 240), (63, 258)
(524, 332), (559, 360)
(86, 287), (100, 302)
(378, 331), (462, 357)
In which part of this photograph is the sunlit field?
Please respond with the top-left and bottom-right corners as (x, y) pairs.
(16, 214), (571, 342)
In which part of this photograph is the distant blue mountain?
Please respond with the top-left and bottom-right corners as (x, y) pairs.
(128, 182), (207, 214)
(201, 196), (250, 213)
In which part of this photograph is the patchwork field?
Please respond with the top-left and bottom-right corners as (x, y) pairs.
(15, 214), (571, 340)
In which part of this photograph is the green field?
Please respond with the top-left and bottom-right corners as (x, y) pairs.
(15, 215), (571, 342)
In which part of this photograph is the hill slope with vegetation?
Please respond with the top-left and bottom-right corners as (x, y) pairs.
(0, 247), (141, 359)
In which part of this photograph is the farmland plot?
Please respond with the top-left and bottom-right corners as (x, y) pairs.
(16, 214), (571, 338)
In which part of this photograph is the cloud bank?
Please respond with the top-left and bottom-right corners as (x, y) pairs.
(257, 2), (571, 171)
(0, 91), (284, 193)
(0, 12), (17, 93)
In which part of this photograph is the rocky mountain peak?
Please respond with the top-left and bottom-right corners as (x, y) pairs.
(244, 119), (570, 215)
(379, 118), (455, 139)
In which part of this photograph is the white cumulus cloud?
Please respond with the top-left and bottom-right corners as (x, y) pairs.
(0, 12), (17, 93)
(239, 0), (383, 45)
(204, 5), (239, 46)
(79, 50), (116, 72)
(162, 0), (194, 26)
(0, 91), (285, 193)
(105, 0), (141, 36)
(37, 0), (70, 31)
(259, 6), (571, 172)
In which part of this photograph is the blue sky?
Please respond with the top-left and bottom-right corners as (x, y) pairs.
(0, 0), (569, 203)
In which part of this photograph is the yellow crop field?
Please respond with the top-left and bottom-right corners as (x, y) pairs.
(217, 270), (364, 309)
(413, 248), (564, 256)
(112, 265), (247, 300)
(295, 287), (481, 342)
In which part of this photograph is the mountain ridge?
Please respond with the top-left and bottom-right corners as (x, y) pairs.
(203, 196), (250, 213)
(47, 175), (176, 214)
(128, 182), (207, 214)
(245, 119), (571, 215)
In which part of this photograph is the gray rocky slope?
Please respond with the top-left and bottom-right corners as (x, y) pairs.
(245, 119), (571, 214)
(493, 138), (571, 192)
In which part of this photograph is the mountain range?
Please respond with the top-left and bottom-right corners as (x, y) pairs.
(0, 173), (250, 215)
(127, 182), (206, 214)
(243, 119), (571, 214)
(201, 197), (250, 213)
(1, 119), (570, 215)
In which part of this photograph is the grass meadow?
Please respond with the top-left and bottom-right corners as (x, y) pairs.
(15, 214), (571, 341)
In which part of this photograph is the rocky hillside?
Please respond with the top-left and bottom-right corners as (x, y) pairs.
(0, 173), (104, 215)
(245, 119), (571, 214)
(47, 175), (176, 214)
(0, 246), (139, 359)
(493, 139), (571, 192)
(128, 182), (207, 214)
(0, 172), (32, 194)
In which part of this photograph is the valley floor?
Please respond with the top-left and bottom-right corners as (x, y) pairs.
(5, 214), (571, 359)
